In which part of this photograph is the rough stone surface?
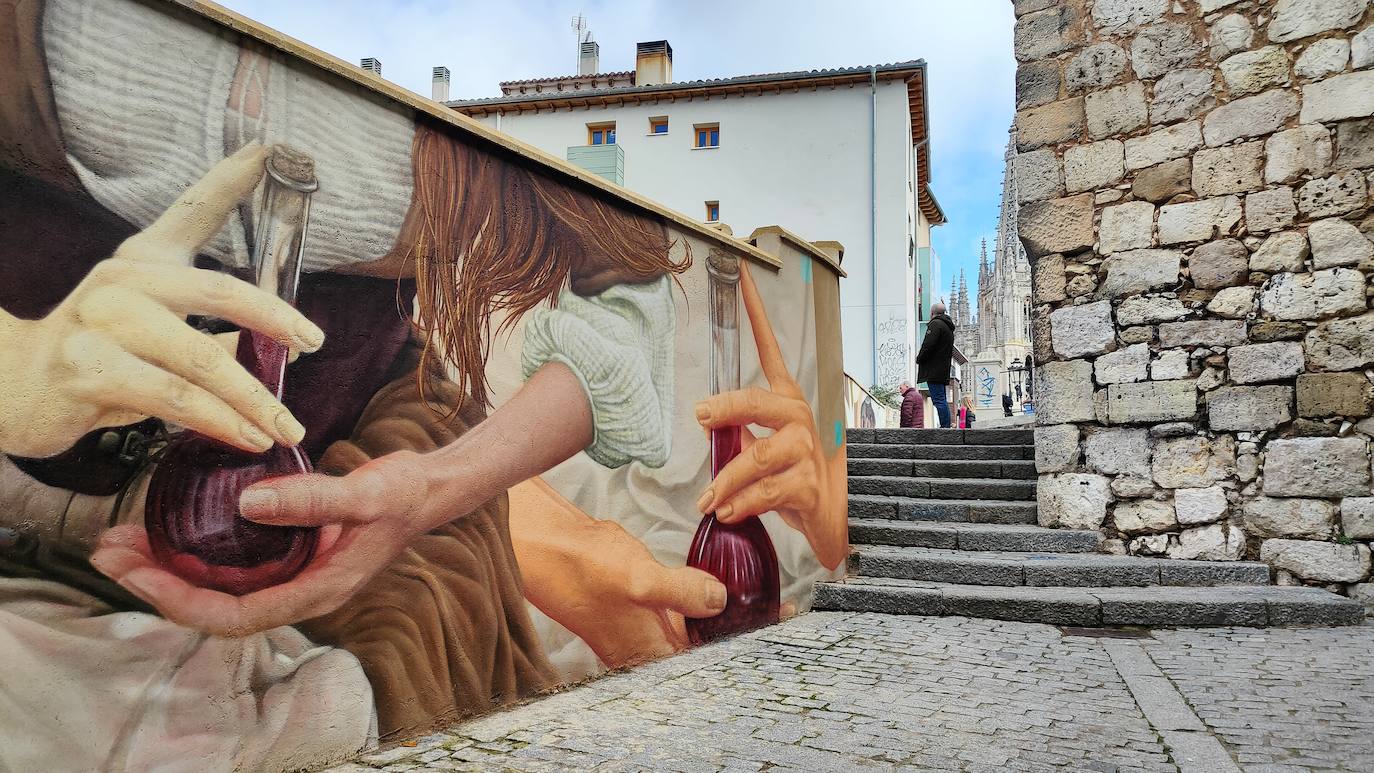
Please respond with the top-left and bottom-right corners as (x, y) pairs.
(1167, 523), (1246, 560)
(1268, 0), (1368, 43)
(1244, 186), (1298, 232)
(1174, 486), (1229, 526)
(1098, 200), (1155, 253)
(1033, 252), (1068, 304)
(1209, 13), (1254, 61)
(1264, 436), (1372, 497)
(1017, 59), (1063, 109)
(1192, 141), (1265, 197)
(1132, 158), (1192, 202)
(1259, 268), (1367, 321)
(1355, 25), (1374, 68)
(1245, 497), (1338, 539)
(1113, 475), (1159, 498)
(1151, 349), (1191, 380)
(1015, 5), (1078, 62)
(1084, 427), (1152, 477)
(1107, 379), (1198, 424)
(1249, 231), (1310, 272)
(1019, 194), (1095, 258)
(1207, 285), (1258, 318)
(1229, 341), (1307, 384)
(1125, 121), (1203, 170)
(1343, 496), (1374, 539)
(1202, 89), (1300, 147)
(1188, 238), (1250, 288)
(1037, 359), (1098, 423)
(1039, 473), (1111, 529)
(1157, 319), (1248, 347)
(1158, 196), (1243, 244)
(1265, 124), (1333, 184)
(1208, 385), (1295, 430)
(1261, 539), (1372, 582)
(1295, 37), (1351, 79)
(1035, 423), (1081, 473)
(1219, 46), (1292, 97)
(1116, 294), (1190, 325)
(1297, 171), (1370, 217)
(1092, 0), (1168, 34)
(1306, 313), (1374, 371)
(1014, 148), (1064, 203)
(1017, 97), (1087, 151)
(1297, 371), (1374, 417)
(1335, 118), (1374, 172)
(1132, 23), (1203, 81)
(1066, 43), (1129, 93)
(1300, 71), (1374, 123)
(1099, 249), (1183, 298)
(1065, 139), (1125, 193)
(1051, 301), (1117, 358)
(1308, 216), (1374, 268)
(1094, 342), (1151, 385)
(1251, 320), (1310, 342)
(1113, 499), (1177, 534)
(1152, 434), (1236, 488)
(1149, 69), (1216, 126)
(1086, 81), (1148, 140)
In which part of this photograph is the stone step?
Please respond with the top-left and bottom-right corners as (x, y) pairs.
(848, 519), (1101, 553)
(846, 428), (1035, 446)
(848, 443), (1034, 461)
(849, 476), (1037, 501)
(848, 458), (1038, 480)
(853, 546), (1272, 588)
(813, 577), (1363, 627)
(849, 495), (1038, 525)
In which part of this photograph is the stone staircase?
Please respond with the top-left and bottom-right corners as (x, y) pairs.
(814, 428), (1363, 627)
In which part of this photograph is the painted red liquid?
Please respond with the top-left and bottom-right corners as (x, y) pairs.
(144, 330), (318, 595)
(685, 425), (781, 644)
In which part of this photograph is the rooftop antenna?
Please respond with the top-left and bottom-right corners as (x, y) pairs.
(571, 13), (588, 70)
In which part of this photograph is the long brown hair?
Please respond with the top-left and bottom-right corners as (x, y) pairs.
(392, 120), (689, 408)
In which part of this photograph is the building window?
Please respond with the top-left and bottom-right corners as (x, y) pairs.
(649, 116), (669, 134)
(587, 122), (616, 145)
(705, 201), (720, 222)
(694, 123), (720, 148)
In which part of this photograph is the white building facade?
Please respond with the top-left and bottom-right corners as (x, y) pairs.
(449, 43), (944, 390)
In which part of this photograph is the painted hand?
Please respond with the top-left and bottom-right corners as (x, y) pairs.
(693, 263), (848, 571)
(90, 450), (434, 636)
(0, 144), (322, 458)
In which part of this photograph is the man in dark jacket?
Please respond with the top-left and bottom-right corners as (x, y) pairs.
(916, 303), (955, 428)
(1003, 392), (1015, 417)
(898, 382), (923, 428)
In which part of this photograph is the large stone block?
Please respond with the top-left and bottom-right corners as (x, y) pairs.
(1017, 97), (1087, 151)
(1151, 349), (1191, 380)
(1342, 497), (1374, 539)
(1099, 201), (1156, 254)
(1261, 539), (1371, 583)
(1035, 423), (1081, 473)
(1249, 231), (1309, 273)
(1259, 268), (1366, 321)
(1019, 194), (1095, 258)
(1297, 171), (1369, 217)
(1084, 427), (1151, 475)
(1033, 252), (1068, 304)
(1015, 148), (1065, 204)
(1306, 313), (1374, 371)
(1208, 385), (1294, 431)
(1229, 342), (1306, 384)
(1158, 196), (1243, 244)
(1132, 23), (1203, 80)
(1355, 25), (1374, 68)
(1264, 436), (1371, 497)
(1158, 319), (1248, 348)
(1210, 13), (1254, 60)
(1192, 141), (1265, 198)
(1220, 45), (1291, 97)
(1107, 379), (1198, 424)
(1132, 158), (1192, 203)
(1245, 497), (1336, 539)
(1149, 68), (1216, 126)
(1188, 239), (1249, 289)
(1094, 343), (1151, 385)
(1203, 89), (1300, 147)
(1207, 286), (1258, 318)
(1091, 0), (1167, 34)
(1244, 187), (1297, 232)
(1036, 359), (1097, 423)
(1051, 300), (1116, 358)
(1125, 121), (1203, 170)
(1295, 38), (1351, 80)
(1309, 217), (1374, 269)
(1175, 486), (1228, 525)
(1038, 473), (1111, 529)
(1268, 0), (1367, 43)
(1301, 71), (1374, 123)
(1297, 372), (1374, 417)
(1116, 294), (1190, 325)
(1066, 43), (1128, 93)
(1114, 499), (1177, 535)
(1152, 434), (1236, 489)
(1064, 139), (1124, 193)
(1017, 60), (1063, 109)
(1265, 124), (1332, 184)
(1086, 81), (1148, 140)
(1015, 5), (1078, 62)
(1167, 523), (1245, 561)
(1334, 118), (1374, 172)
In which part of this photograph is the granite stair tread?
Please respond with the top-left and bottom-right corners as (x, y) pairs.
(847, 443), (1035, 460)
(848, 519), (1101, 552)
(848, 458), (1038, 479)
(849, 494), (1038, 524)
(848, 475), (1037, 501)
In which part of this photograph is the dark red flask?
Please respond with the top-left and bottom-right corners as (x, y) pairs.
(144, 146), (320, 595)
(686, 250), (780, 644)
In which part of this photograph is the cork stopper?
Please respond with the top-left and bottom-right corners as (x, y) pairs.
(266, 144), (319, 192)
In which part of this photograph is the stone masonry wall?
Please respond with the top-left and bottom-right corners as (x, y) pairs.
(1013, 0), (1374, 598)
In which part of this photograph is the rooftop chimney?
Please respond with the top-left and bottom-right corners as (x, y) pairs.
(579, 36), (600, 76)
(635, 40), (672, 86)
(360, 57), (382, 76)
(432, 66), (451, 102)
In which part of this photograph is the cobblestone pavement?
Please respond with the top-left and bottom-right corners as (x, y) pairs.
(326, 613), (1374, 773)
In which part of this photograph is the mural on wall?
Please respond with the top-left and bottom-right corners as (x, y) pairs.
(0, 0), (847, 770)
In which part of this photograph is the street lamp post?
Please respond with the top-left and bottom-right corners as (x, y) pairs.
(1007, 358), (1027, 406)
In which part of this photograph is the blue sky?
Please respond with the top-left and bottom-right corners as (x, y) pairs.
(219, 0), (1016, 301)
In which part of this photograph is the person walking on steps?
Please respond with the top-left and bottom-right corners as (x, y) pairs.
(898, 382), (923, 428)
(916, 303), (955, 429)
